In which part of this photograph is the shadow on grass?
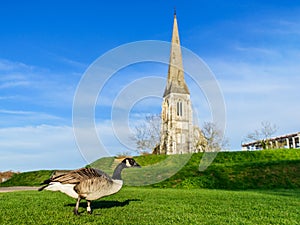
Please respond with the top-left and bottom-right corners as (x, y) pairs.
(254, 189), (300, 199)
(65, 199), (141, 214)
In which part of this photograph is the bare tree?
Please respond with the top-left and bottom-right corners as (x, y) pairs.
(245, 121), (278, 149)
(201, 122), (229, 151)
(132, 117), (228, 153)
(193, 126), (207, 152)
(131, 114), (161, 154)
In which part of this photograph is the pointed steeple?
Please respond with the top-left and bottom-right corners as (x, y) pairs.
(159, 11), (195, 155)
(163, 12), (190, 97)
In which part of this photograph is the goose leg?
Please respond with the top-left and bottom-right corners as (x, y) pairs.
(87, 200), (92, 214)
(74, 197), (81, 215)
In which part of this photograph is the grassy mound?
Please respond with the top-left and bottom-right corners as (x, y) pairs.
(149, 149), (300, 189)
(0, 170), (53, 187)
(91, 149), (300, 189)
(1, 149), (299, 189)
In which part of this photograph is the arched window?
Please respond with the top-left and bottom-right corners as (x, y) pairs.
(177, 101), (183, 117)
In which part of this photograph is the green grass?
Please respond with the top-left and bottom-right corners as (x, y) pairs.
(1, 150), (299, 224)
(0, 187), (299, 225)
(147, 149), (300, 189)
(90, 149), (300, 189)
(0, 170), (53, 187)
(2, 149), (299, 190)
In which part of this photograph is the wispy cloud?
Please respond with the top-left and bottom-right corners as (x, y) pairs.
(0, 58), (80, 126)
(0, 95), (17, 100)
(0, 109), (35, 115)
(0, 80), (30, 89)
(56, 55), (88, 69)
(0, 109), (65, 127)
(0, 58), (36, 72)
(0, 125), (85, 171)
(1, 4), (300, 172)
(254, 17), (300, 36)
(185, 10), (300, 149)
(234, 46), (280, 57)
(206, 55), (300, 149)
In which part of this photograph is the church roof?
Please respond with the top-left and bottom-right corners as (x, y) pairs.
(163, 13), (190, 97)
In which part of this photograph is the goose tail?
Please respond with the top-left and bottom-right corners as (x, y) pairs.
(39, 182), (78, 199)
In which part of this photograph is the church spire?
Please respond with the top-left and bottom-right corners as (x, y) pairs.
(159, 11), (195, 155)
(163, 12), (190, 97)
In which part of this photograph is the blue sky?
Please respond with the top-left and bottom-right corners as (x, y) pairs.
(1, 0), (300, 171)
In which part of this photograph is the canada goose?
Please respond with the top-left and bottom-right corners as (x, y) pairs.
(38, 158), (141, 215)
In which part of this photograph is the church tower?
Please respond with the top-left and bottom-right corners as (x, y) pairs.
(159, 12), (194, 154)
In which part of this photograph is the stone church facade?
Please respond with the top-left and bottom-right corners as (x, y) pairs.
(158, 13), (206, 155)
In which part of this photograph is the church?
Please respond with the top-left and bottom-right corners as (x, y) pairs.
(158, 12), (206, 155)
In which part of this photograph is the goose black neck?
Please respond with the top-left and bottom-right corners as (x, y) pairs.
(112, 162), (126, 180)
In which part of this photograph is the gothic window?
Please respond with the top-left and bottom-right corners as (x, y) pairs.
(162, 101), (168, 121)
(172, 141), (176, 152)
(177, 134), (181, 143)
(177, 101), (183, 117)
(177, 134), (186, 144)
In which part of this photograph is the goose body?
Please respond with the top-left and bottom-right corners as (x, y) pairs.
(39, 158), (140, 215)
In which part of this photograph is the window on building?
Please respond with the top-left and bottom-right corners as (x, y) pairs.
(182, 134), (185, 143)
(177, 101), (183, 117)
(177, 134), (181, 143)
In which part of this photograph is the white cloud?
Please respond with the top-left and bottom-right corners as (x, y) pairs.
(55, 55), (88, 69)
(206, 55), (300, 149)
(0, 59), (35, 72)
(0, 81), (30, 89)
(0, 96), (17, 100)
(72, 119), (139, 164)
(234, 46), (280, 57)
(256, 18), (300, 36)
(0, 59), (80, 125)
(0, 109), (36, 115)
(0, 125), (86, 171)
(2, 6), (300, 172)
(0, 109), (65, 127)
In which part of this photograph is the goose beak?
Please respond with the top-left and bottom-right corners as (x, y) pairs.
(134, 162), (141, 168)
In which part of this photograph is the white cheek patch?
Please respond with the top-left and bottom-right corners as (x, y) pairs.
(126, 160), (131, 167)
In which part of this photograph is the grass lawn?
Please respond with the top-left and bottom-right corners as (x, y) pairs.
(0, 187), (299, 225)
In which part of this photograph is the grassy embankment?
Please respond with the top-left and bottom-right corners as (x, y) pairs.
(1, 149), (299, 189)
(0, 170), (53, 187)
(1, 149), (299, 224)
(93, 149), (300, 189)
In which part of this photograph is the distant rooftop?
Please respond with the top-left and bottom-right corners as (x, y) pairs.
(242, 132), (300, 150)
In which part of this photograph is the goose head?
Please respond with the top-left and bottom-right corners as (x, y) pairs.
(122, 158), (141, 168)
